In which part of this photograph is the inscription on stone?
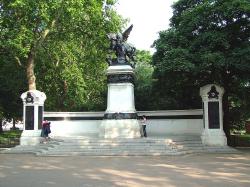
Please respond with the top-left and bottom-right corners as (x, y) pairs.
(202, 102), (205, 128)
(104, 112), (138, 119)
(25, 106), (34, 130)
(107, 74), (134, 84)
(38, 106), (43, 129)
(208, 102), (220, 129)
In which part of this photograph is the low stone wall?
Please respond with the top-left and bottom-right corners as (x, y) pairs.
(44, 109), (203, 137)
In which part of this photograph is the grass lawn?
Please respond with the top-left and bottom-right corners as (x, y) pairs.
(229, 134), (250, 147)
(235, 134), (250, 141)
(0, 130), (22, 148)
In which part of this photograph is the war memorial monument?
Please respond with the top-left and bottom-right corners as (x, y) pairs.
(99, 24), (141, 138)
(9, 25), (232, 156)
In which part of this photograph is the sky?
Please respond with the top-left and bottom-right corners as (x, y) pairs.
(115, 0), (176, 52)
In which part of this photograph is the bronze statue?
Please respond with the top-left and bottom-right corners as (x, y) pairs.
(107, 25), (136, 67)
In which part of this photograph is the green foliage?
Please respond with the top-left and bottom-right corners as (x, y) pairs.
(0, 130), (22, 147)
(0, 52), (26, 120)
(0, 0), (124, 112)
(0, 130), (22, 139)
(152, 0), (250, 129)
(134, 50), (154, 110)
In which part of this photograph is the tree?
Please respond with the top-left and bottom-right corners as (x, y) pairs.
(0, 109), (3, 133)
(134, 50), (154, 110)
(0, 53), (26, 129)
(0, 0), (123, 91)
(1, 0), (124, 111)
(152, 0), (250, 136)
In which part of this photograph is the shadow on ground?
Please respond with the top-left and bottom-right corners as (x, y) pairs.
(0, 151), (250, 187)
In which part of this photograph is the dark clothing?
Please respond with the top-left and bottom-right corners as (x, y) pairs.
(142, 125), (147, 137)
(141, 116), (147, 137)
(41, 121), (51, 137)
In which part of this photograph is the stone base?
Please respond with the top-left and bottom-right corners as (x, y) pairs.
(201, 129), (227, 146)
(99, 119), (141, 138)
(20, 130), (42, 145)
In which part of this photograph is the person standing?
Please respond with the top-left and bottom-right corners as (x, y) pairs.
(41, 120), (51, 143)
(141, 115), (147, 137)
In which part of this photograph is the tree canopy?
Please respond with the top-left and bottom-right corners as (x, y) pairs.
(152, 0), (250, 135)
(0, 0), (124, 112)
(134, 50), (154, 110)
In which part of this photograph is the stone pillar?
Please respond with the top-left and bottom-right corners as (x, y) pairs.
(20, 90), (46, 145)
(200, 84), (227, 146)
(99, 65), (141, 138)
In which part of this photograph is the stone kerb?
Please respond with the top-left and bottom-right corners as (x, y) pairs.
(20, 90), (46, 145)
(200, 84), (227, 146)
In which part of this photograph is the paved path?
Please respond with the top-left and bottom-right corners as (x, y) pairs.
(0, 151), (250, 187)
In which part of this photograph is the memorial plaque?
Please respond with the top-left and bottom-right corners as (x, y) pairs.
(208, 102), (220, 129)
(38, 106), (43, 129)
(202, 102), (205, 128)
(107, 74), (134, 84)
(25, 106), (34, 130)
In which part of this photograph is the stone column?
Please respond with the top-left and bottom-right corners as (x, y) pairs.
(20, 90), (46, 145)
(200, 84), (227, 146)
(99, 65), (141, 138)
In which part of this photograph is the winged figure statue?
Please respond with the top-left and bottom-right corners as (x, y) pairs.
(107, 25), (136, 67)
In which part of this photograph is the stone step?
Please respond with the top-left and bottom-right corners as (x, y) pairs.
(57, 139), (202, 143)
(56, 144), (174, 148)
(48, 145), (173, 150)
(1, 146), (49, 154)
(58, 140), (172, 144)
(41, 148), (178, 153)
(54, 136), (201, 142)
(37, 152), (180, 156)
(0, 140), (60, 154)
(205, 146), (239, 153)
(45, 148), (175, 153)
(54, 143), (203, 150)
(54, 139), (203, 146)
(1, 137), (239, 156)
(73, 140), (168, 145)
(37, 150), (180, 156)
(38, 146), (237, 157)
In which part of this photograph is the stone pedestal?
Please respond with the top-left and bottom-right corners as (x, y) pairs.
(99, 65), (141, 138)
(200, 84), (227, 146)
(20, 90), (46, 145)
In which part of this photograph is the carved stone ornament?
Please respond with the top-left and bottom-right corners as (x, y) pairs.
(207, 86), (219, 99)
(107, 74), (134, 84)
(25, 92), (34, 104)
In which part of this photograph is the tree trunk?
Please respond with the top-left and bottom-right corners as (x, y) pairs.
(0, 118), (3, 133)
(25, 18), (57, 91)
(12, 118), (16, 130)
(27, 50), (36, 90)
